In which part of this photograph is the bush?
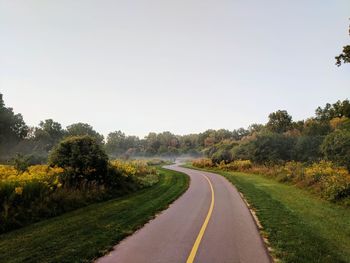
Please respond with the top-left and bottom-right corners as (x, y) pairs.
(220, 160), (252, 171)
(109, 160), (159, 188)
(0, 160), (158, 233)
(209, 159), (350, 204)
(321, 129), (350, 171)
(192, 158), (214, 168)
(12, 153), (30, 174)
(304, 161), (350, 201)
(49, 136), (109, 186)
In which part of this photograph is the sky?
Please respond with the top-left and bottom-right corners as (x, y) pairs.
(0, 0), (349, 137)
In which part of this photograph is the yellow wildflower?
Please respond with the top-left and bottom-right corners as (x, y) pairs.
(15, 186), (23, 195)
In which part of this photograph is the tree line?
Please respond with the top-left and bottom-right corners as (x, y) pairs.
(1, 93), (350, 169)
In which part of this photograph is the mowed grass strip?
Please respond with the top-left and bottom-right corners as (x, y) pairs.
(0, 168), (189, 263)
(186, 165), (350, 263)
(219, 170), (350, 263)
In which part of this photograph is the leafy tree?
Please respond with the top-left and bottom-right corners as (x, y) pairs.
(335, 22), (350, 66)
(302, 118), (331, 136)
(292, 136), (323, 162)
(231, 142), (254, 160)
(49, 136), (109, 185)
(250, 133), (295, 163)
(143, 132), (161, 155)
(315, 100), (350, 121)
(232, 128), (249, 140)
(33, 119), (65, 152)
(267, 110), (293, 133)
(321, 130), (350, 170)
(248, 124), (265, 134)
(0, 94), (28, 149)
(66, 123), (104, 144)
(106, 130), (139, 157)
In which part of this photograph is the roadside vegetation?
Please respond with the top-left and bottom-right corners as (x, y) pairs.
(188, 164), (350, 263)
(0, 136), (165, 233)
(0, 167), (189, 263)
(193, 159), (350, 206)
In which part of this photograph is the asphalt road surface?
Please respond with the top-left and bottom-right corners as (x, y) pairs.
(97, 164), (271, 263)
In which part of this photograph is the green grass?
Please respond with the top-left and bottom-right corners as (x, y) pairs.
(187, 165), (350, 263)
(0, 167), (189, 263)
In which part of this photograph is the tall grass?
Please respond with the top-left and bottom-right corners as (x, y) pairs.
(192, 159), (350, 205)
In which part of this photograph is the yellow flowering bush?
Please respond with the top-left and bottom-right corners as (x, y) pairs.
(220, 160), (253, 171)
(205, 158), (350, 204)
(110, 160), (137, 176)
(304, 161), (347, 185)
(192, 158), (214, 168)
(110, 160), (158, 186)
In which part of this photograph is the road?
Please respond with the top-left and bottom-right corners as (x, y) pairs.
(96, 164), (271, 263)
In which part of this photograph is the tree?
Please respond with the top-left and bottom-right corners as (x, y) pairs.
(33, 119), (65, 152)
(250, 133), (295, 163)
(315, 100), (350, 121)
(335, 22), (350, 66)
(292, 136), (323, 162)
(105, 130), (139, 157)
(267, 110), (293, 133)
(321, 130), (350, 171)
(0, 93), (28, 156)
(66, 123), (104, 144)
(49, 136), (109, 185)
(302, 118), (331, 136)
(232, 128), (249, 140)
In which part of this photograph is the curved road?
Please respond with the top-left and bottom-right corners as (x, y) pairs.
(97, 164), (271, 263)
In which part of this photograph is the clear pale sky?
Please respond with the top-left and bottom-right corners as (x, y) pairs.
(1, 1), (349, 137)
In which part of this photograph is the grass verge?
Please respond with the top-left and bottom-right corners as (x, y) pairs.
(185, 165), (350, 263)
(0, 167), (189, 263)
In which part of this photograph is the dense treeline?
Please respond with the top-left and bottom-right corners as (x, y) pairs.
(204, 101), (350, 171)
(1, 93), (350, 171)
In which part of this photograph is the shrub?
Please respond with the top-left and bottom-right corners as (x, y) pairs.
(110, 160), (159, 188)
(210, 159), (350, 204)
(12, 153), (30, 174)
(192, 158), (214, 168)
(321, 129), (350, 171)
(221, 160), (252, 171)
(49, 136), (109, 185)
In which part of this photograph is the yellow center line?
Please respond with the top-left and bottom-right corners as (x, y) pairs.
(186, 174), (215, 263)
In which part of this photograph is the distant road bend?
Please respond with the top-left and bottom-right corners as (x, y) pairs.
(97, 164), (271, 263)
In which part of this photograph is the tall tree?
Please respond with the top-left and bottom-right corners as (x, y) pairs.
(0, 94), (28, 156)
(33, 119), (65, 152)
(267, 110), (293, 133)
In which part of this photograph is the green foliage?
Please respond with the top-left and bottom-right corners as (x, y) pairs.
(336, 45), (350, 66)
(292, 135), (323, 162)
(105, 130), (139, 157)
(315, 100), (350, 121)
(49, 136), (109, 185)
(33, 119), (65, 153)
(12, 153), (30, 174)
(0, 93), (28, 157)
(66, 123), (104, 144)
(267, 110), (293, 133)
(250, 133), (295, 163)
(335, 23), (350, 66)
(321, 129), (350, 170)
(302, 118), (331, 136)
